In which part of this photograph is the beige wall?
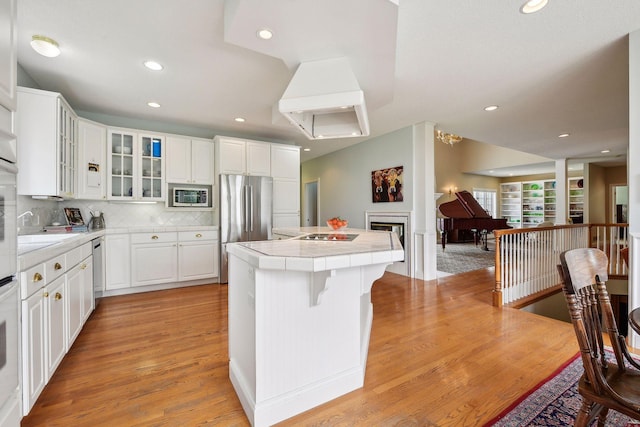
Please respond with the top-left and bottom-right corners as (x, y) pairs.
(588, 164), (607, 223)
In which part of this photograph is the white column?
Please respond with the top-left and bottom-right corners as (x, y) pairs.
(555, 159), (568, 225)
(628, 29), (640, 348)
(412, 122), (437, 280)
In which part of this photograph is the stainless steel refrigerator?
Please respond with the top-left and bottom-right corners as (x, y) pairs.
(219, 174), (273, 282)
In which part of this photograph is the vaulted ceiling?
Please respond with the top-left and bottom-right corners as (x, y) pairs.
(16, 0), (640, 173)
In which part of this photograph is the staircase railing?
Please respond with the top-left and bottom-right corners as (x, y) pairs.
(493, 223), (628, 306)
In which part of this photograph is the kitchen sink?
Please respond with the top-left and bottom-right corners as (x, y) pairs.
(18, 233), (78, 255)
(18, 234), (77, 244)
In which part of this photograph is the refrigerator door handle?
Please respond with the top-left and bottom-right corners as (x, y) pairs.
(243, 185), (250, 232)
(249, 185), (254, 232)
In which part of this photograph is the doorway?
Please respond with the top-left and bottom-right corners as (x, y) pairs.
(303, 179), (320, 227)
(611, 184), (628, 223)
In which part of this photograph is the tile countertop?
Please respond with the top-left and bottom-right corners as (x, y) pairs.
(18, 225), (219, 271)
(228, 227), (404, 273)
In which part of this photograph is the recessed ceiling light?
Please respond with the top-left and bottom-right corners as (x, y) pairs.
(147, 102), (161, 108)
(520, 0), (548, 14)
(144, 60), (163, 71)
(558, 133), (570, 138)
(484, 105), (499, 111)
(303, 148), (311, 152)
(257, 29), (273, 40)
(234, 117), (246, 123)
(601, 149), (610, 154)
(31, 35), (61, 57)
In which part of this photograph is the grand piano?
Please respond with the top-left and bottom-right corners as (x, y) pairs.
(438, 190), (510, 251)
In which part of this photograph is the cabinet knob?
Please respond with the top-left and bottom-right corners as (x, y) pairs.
(81, 263), (87, 270)
(33, 272), (43, 282)
(152, 235), (159, 240)
(54, 262), (62, 270)
(43, 291), (49, 298)
(195, 233), (202, 238)
(55, 292), (62, 301)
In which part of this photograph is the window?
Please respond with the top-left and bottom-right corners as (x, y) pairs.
(473, 189), (497, 218)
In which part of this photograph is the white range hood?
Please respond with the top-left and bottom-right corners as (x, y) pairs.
(278, 58), (370, 140)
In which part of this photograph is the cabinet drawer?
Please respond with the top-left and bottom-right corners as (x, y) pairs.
(45, 255), (66, 283)
(130, 232), (177, 244)
(20, 263), (46, 299)
(65, 245), (85, 268)
(178, 230), (217, 242)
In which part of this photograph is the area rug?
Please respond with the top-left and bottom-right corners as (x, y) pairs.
(485, 352), (637, 426)
(436, 241), (496, 275)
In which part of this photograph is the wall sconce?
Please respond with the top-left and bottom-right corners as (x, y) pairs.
(448, 186), (457, 196)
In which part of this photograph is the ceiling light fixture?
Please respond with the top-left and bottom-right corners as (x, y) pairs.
(520, 0), (548, 14)
(601, 149), (610, 154)
(30, 35), (61, 57)
(144, 60), (163, 71)
(234, 117), (246, 122)
(147, 102), (161, 108)
(303, 148), (311, 152)
(436, 130), (463, 146)
(257, 29), (273, 40)
(484, 105), (499, 111)
(558, 133), (570, 138)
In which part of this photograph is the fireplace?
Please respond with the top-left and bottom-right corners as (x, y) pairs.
(366, 211), (411, 276)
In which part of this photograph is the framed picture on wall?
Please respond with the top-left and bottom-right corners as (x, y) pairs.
(372, 166), (404, 203)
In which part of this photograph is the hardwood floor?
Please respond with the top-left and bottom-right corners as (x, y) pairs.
(21, 269), (580, 426)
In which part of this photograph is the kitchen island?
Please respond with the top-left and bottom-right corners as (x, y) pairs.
(226, 228), (403, 426)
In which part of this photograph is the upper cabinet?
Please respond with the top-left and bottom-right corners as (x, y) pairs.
(166, 135), (214, 184)
(16, 87), (77, 198)
(76, 118), (107, 200)
(0, 0), (17, 112)
(107, 128), (165, 201)
(214, 136), (271, 176)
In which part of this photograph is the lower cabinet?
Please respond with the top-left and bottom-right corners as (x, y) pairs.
(131, 232), (178, 286)
(105, 233), (130, 290)
(21, 242), (94, 415)
(178, 230), (218, 281)
(105, 229), (218, 292)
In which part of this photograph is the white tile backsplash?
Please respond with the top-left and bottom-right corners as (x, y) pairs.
(17, 195), (215, 233)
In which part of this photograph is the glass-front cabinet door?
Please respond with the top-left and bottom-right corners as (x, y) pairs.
(139, 134), (164, 200)
(108, 129), (136, 200)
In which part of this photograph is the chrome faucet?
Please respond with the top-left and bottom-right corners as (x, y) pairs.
(18, 210), (34, 220)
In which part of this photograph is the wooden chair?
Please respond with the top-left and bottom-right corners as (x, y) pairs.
(558, 248), (640, 426)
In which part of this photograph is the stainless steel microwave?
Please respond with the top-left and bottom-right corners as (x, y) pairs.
(171, 186), (210, 207)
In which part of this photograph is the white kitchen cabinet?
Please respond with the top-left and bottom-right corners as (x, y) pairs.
(22, 289), (45, 415)
(131, 232), (178, 286)
(105, 234), (131, 290)
(271, 144), (300, 225)
(271, 144), (300, 180)
(215, 136), (271, 176)
(107, 128), (136, 200)
(66, 262), (85, 349)
(81, 257), (94, 322)
(139, 133), (165, 200)
(166, 135), (214, 184)
(77, 118), (107, 200)
(107, 129), (165, 200)
(178, 230), (218, 281)
(16, 87), (77, 198)
(20, 240), (95, 416)
(45, 276), (66, 382)
(0, 0), (17, 111)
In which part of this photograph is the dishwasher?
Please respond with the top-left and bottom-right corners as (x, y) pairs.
(92, 237), (104, 305)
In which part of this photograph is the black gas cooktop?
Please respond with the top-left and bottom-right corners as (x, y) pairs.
(297, 233), (359, 242)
